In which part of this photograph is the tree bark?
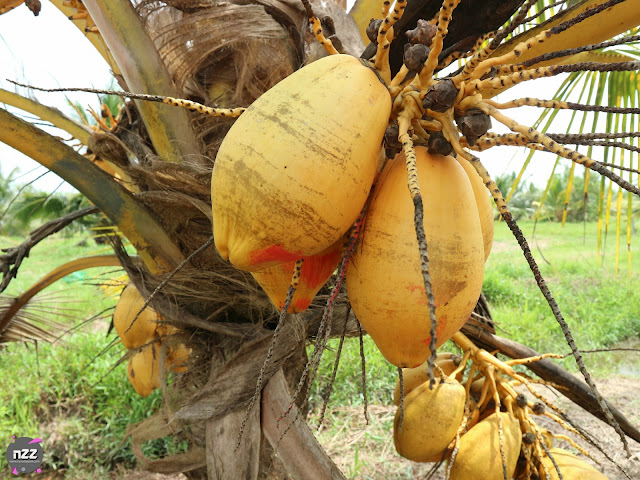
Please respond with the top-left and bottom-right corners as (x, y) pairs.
(206, 407), (260, 480)
(262, 369), (347, 480)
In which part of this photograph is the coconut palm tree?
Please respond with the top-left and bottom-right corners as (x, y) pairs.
(1, 0), (640, 478)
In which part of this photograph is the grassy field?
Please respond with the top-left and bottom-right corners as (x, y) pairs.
(0, 221), (639, 478)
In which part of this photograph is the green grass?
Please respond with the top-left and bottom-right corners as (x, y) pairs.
(0, 334), (187, 477)
(485, 220), (640, 362)
(1, 222), (639, 476)
(0, 233), (170, 477)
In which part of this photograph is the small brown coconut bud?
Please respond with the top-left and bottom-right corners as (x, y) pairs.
(427, 131), (453, 156)
(403, 43), (430, 73)
(532, 402), (545, 415)
(366, 18), (383, 44)
(321, 15), (336, 36)
(384, 122), (402, 149)
(515, 393), (528, 408)
(26, 0), (41, 16)
(422, 79), (458, 113)
(456, 108), (492, 146)
(406, 19), (437, 46)
(522, 432), (536, 445)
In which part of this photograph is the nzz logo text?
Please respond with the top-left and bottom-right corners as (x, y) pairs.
(12, 448), (39, 460)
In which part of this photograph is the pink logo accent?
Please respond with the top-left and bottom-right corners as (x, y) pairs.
(28, 438), (42, 444)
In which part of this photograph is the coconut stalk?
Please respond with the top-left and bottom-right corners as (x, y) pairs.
(461, 322), (640, 444)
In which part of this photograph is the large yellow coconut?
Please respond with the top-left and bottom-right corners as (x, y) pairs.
(540, 448), (608, 480)
(251, 237), (343, 313)
(113, 284), (160, 349)
(346, 147), (485, 368)
(211, 54), (391, 272)
(127, 342), (161, 397)
(450, 412), (522, 480)
(393, 377), (466, 462)
(393, 352), (462, 405)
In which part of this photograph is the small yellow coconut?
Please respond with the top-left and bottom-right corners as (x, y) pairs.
(450, 412), (522, 480)
(393, 377), (466, 462)
(393, 352), (462, 405)
(540, 448), (608, 480)
(113, 284), (160, 349)
(127, 342), (161, 397)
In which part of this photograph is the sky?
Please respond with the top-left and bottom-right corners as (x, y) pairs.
(0, 1), (113, 193)
(0, 1), (580, 195)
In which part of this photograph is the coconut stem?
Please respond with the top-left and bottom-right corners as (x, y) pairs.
(358, 320), (370, 424)
(398, 115), (439, 388)
(236, 258), (303, 449)
(397, 367), (405, 432)
(317, 304), (351, 429)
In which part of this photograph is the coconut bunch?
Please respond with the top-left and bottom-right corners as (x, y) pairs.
(390, 333), (611, 480)
(210, 52), (494, 369)
(4, 0), (639, 475)
(113, 284), (191, 397)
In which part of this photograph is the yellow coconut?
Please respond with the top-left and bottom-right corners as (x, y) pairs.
(450, 412), (522, 480)
(540, 448), (608, 480)
(127, 342), (161, 397)
(393, 377), (466, 462)
(456, 157), (494, 260)
(251, 237), (343, 313)
(346, 147), (485, 368)
(113, 284), (160, 349)
(211, 54), (391, 272)
(393, 352), (462, 405)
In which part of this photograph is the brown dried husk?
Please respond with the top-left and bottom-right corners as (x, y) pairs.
(98, 1), (365, 473)
(138, 1), (302, 161)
